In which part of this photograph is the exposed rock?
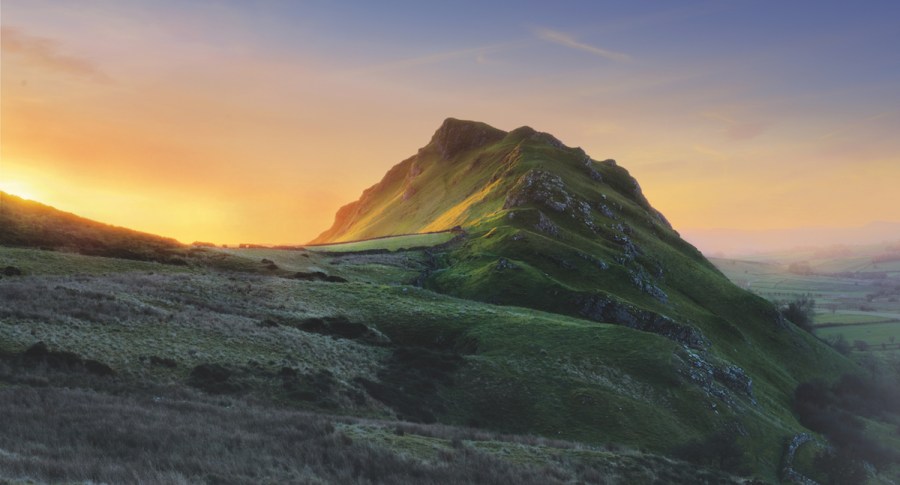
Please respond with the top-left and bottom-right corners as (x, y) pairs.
(504, 170), (597, 231)
(596, 203), (616, 219)
(678, 351), (756, 407)
(609, 231), (640, 263)
(494, 258), (519, 271)
(781, 434), (820, 485)
(577, 252), (609, 270)
(504, 170), (573, 213)
(583, 157), (604, 182)
(714, 365), (755, 402)
(534, 211), (560, 237)
(628, 269), (669, 303)
(575, 295), (708, 349)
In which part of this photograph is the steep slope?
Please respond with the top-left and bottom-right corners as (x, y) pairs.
(313, 118), (858, 478)
(0, 191), (184, 262)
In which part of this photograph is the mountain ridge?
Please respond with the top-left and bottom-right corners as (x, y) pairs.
(308, 117), (857, 478)
(311, 118), (668, 244)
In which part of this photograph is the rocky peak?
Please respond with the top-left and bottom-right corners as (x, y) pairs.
(428, 118), (507, 160)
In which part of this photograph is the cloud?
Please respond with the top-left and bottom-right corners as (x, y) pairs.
(534, 28), (630, 62)
(354, 42), (522, 74)
(1, 27), (109, 81)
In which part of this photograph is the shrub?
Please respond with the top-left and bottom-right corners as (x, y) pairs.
(780, 294), (816, 332)
(793, 374), (900, 475)
(812, 449), (867, 485)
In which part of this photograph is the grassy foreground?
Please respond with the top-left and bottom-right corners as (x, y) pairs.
(0, 246), (753, 484)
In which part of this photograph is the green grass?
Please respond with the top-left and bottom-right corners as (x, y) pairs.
(0, 118), (882, 482)
(306, 232), (456, 253)
(0, 268), (723, 451)
(0, 246), (188, 276)
(0, 244), (851, 482)
(816, 321), (900, 347)
(814, 312), (897, 325)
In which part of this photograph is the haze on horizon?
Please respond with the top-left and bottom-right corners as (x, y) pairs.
(2, 0), (899, 247)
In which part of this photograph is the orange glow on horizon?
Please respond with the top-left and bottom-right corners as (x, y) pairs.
(2, 6), (899, 247)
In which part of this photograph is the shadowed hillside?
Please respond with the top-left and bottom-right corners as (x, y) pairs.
(0, 192), (185, 263)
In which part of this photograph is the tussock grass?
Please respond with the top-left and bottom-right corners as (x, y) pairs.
(0, 386), (742, 485)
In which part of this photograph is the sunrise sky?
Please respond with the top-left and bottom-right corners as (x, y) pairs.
(2, 1), (899, 245)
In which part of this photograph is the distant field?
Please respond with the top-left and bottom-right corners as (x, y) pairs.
(712, 255), (900, 358)
(305, 232), (455, 253)
(815, 321), (900, 348)
(814, 312), (898, 325)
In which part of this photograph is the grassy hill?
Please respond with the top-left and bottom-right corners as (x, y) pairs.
(1, 119), (895, 483)
(307, 118), (878, 480)
(0, 191), (185, 264)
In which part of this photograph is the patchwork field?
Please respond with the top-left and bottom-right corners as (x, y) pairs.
(712, 253), (900, 353)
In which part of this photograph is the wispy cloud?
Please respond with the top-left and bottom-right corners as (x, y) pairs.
(1, 27), (109, 82)
(354, 42), (523, 74)
(534, 28), (630, 62)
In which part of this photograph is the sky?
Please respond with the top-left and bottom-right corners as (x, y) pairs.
(2, 0), (899, 245)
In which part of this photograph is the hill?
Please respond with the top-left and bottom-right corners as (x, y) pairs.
(0, 191), (185, 263)
(1, 119), (895, 482)
(311, 118), (876, 479)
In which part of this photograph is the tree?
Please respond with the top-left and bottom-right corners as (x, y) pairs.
(781, 294), (816, 332)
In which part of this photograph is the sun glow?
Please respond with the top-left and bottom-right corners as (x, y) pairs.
(0, 178), (40, 202)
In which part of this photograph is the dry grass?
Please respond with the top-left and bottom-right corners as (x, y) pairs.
(0, 386), (742, 485)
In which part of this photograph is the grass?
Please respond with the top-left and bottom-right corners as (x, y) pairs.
(305, 232), (456, 253)
(0, 246), (188, 276)
(0, 118), (882, 482)
(814, 312), (896, 325)
(0, 386), (746, 485)
(0, 240), (851, 483)
(816, 322), (900, 348)
(0, 258), (754, 483)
